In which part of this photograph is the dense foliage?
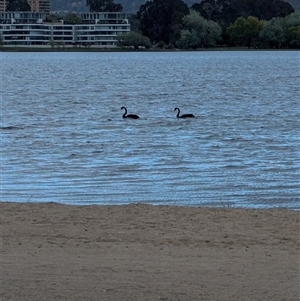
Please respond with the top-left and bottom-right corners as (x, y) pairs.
(133, 0), (296, 48)
(117, 31), (151, 49)
(136, 0), (189, 44)
(227, 16), (264, 48)
(177, 10), (222, 48)
(129, 10), (299, 49)
(115, 4), (299, 50)
(259, 11), (300, 48)
(63, 13), (83, 24)
(86, 0), (123, 12)
(6, 0), (31, 11)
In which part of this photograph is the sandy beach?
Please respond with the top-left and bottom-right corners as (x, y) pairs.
(1, 202), (299, 300)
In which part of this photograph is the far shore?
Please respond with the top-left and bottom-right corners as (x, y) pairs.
(1, 46), (299, 52)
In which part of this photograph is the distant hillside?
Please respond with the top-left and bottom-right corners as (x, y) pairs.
(50, 0), (196, 13)
(285, 0), (300, 10)
(50, 0), (299, 14)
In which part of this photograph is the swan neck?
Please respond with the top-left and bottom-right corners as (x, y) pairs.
(122, 107), (127, 118)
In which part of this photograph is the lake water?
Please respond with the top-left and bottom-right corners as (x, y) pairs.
(1, 50), (299, 209)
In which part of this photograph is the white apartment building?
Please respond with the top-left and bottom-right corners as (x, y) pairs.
(0, 12), (131, 47)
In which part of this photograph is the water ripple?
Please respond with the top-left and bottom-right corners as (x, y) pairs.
(1, 51), (299, 209)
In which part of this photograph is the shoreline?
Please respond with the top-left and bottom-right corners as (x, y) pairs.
(1, 200), (299, 210)
(1, 201), (299, 300)
(1, 47), (299, 52)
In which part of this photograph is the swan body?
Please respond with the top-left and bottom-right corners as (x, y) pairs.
(121, 107), (139, 119)
(174, 107), (194, 118)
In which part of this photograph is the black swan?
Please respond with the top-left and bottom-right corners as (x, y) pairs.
(174, 107), (194, 118)
(121, 107), (139, 119)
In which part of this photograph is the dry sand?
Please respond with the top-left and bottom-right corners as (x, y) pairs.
(1, 202), (299, 301)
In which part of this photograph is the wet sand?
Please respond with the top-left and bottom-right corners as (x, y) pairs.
(1, 202), (299, 301)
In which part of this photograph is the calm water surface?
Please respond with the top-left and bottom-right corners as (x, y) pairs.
(1, 51), (299, 209)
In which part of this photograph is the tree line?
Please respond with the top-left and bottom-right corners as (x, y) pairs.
(50, 0), (300, 13)
(85, 0), (299, 49)
(119, 10), (300, 50)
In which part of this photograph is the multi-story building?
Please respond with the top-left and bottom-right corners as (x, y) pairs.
(0, 0), (6, 12)
(0, 12), (131, 48)
(30, 0), (50, 14)
(0, 0), (50, 13)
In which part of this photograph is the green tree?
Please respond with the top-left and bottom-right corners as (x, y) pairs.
(284, 11), (300, 28)
(136, 0), (189, 45)
(178, 10), (221, 48)
(176, 29), (200, 49)
(259, 17), (286, 48)
(86, 0), (122, 12)
(191, 0), (219, 21)
(6, 0), (30, 11)
(46, 14), (60, 23)
(243, 16), (264, 47)
(116, 31), (151, 49)
(287, 25), (300, 47)
(64, 13), (82, 24)
(203, 19), (222, 47)
(227, 16), (263, 48)
(227, 17), (246, 46)
(285, 11), (300, 47)
(49, 39), (55, 50)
